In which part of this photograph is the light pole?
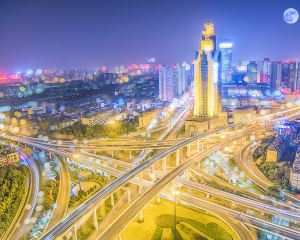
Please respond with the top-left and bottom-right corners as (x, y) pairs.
(77, 173), (82, 192)
(173, 186), (178, 239)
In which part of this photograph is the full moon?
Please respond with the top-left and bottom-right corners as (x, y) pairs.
(283, 8), (299, 24)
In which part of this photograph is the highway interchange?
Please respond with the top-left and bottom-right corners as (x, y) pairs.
(2, 104), (300, 239)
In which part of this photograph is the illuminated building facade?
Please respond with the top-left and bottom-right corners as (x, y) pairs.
(194, 22), (220, 118)
(159, 65), (188, 101)
(219, 40), (233, 84)
(159, 66), (174, 101)
(270, 61), (282, 91)
(176, 66), (188, 95)
(296, 62), (300, 94)
(247, 61), (259, 84)
(260, 58), (271, 84)
(282, 60), (297, 94)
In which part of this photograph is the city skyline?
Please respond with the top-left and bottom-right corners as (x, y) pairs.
(0, 0), (299, 72)
(2, 2), (300, 240)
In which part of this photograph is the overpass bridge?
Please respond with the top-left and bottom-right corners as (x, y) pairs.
(2, 105), (300, 239)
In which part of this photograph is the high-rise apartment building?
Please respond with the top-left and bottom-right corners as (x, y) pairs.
(176, 66), (187, 96)
(296, 62), (300, 94)
(282, 60), (297, 93)
(159, 67), (174, 101)
(270, 61), (282, 92)
(260, 58), (271, 84)
(159, 66), (188, 101)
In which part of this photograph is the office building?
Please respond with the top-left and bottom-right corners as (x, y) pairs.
(176, 66), (188, 96)
(296, 62), (300, 94)
(194, 22), (220, 118)
(281, 60), (297, 94)
(260, 58), (271, 84)
(270, 61), (282, 91)
(247, 61), (259, 84)
(218, 40), (233, 84)
(266, 135), (290, 162)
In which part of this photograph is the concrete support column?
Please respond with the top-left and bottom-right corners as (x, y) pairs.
(187, 144), (191, 158)
(138, 211), (143, 222)
(49, 152), (52, 159)
(156, 193), (161, 204)
(162, 157), (167, 173)
(111, 194), (115, 209)
(111, 150), (114, 158)
(72, 225), (77, 240)
(176, 149), (180, 166)
(151, 164), (155, 174)
(93, 208), (98, 230)
(139, 173), (144, 194)
(129, 150), (132, 160)
(206, 193), (209, 199)
(184, 169), (189, 180)
(93, 150), (96, 155)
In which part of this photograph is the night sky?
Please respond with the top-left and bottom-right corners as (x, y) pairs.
(0, 0), (299, 71)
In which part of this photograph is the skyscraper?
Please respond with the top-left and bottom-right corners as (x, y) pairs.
(175, 66), (187, 96)
(282, 60), (297, 94)
(159, 65), (188, 101)
(247, 61), (259, 84)
(159, 67), (174, 101)
(270, 61), (282, 92)
(296, 62), (300, 95)
(260, 58), (271, 84)
(219, 40), (233, 84)
(194, 22), (220, 118)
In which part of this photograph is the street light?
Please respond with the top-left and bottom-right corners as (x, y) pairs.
(172, 186), (179, 239)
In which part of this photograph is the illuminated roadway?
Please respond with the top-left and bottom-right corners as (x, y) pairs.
(177, 178), (300, 222)
(39, 123), (278, 239)
(46, 155), (71, 230)
(5, 146), (40, 240)
(96, 126), (300, 240)
(2, 105), (300, 239)
(38, 126), (247, 239)
(173, 192), (300, 240)
(65, 148), (300, 223)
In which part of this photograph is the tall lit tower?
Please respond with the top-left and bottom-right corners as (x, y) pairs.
(219, 40), (233, 84)
(194, 22), (220, 118)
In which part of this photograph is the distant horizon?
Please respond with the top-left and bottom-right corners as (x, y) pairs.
(1, 55), (300, 74)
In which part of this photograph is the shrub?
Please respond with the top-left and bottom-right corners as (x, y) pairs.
(151, 226), (163, 240)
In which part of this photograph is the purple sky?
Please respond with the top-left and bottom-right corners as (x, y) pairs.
(0, 0), (299, 71)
